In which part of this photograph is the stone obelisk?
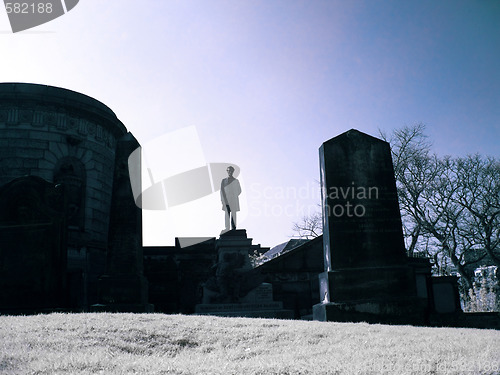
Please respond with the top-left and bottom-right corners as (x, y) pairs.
(313, 129), (424, 324)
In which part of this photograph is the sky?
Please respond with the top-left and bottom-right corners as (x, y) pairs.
(0, 0), (499, 248)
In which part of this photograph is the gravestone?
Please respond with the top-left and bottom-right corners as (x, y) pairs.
(313, 129), (425, 324)
(96, 133), (153, 312)
(0, 176), (67, 312)
(430, 276), (461, 314)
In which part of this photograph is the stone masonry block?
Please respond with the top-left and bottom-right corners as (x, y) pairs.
(49, 142), (64, 158)
(57, 142), (69, 156)
(29, 130), (62, 143)
(39, 159), (57, 170)
(44, 150), (58, 164)
(81, 150), (93, 164)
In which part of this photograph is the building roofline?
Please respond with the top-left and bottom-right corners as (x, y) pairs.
(0, 82), (127, 137)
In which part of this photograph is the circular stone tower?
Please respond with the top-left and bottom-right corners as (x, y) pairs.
(0, 82), (130, 307)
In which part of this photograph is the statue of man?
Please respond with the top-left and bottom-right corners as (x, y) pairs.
(220, 166), (241, 233)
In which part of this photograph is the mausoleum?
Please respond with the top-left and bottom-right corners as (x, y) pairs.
(0, 83), (148, 313)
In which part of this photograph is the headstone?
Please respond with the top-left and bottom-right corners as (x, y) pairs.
(96, 133), (153, 312)
(313, 129), (425, 324)
(0, 176), (67, 312)
(408, 257), (432, 300)
(431, 276), (461, 314)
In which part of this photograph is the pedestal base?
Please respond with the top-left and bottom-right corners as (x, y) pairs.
(90, 303), (154, 313)
(197, 282), (293, 319)
(313, 298), (426, 325)
(318, 267), (417, 302)
(315, 267), (426, 325)
(195, 302), (294, 319)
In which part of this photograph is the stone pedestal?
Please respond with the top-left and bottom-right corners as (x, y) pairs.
(196, 282), (294, 319)
(314, 267), (426, 325)
(196, 230), (293, 318)
(313, 130), (425, 324)
(313, 298), (425, 325)
(195, 302), (292, 319)
(318, 266), (417, 302)
(200, 229), (258, 305)
(217, 229), (254, 271)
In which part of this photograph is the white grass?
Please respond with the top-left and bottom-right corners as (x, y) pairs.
(0, 313), (499, 374)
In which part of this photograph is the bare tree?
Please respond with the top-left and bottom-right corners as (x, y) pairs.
(454, 155), (500, 269)
(382, 124), (499, 290)
(380, 124), (435, 257)
(292, 211), (322, 239)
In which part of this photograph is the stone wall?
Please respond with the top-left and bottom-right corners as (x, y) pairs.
(251, 236), (324, 319)
(143, 238), (218, 313)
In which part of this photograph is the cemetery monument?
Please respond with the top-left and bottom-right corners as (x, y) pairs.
(313, 129), (426, 324)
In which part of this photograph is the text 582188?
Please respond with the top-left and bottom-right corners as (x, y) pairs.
(5, 3), (53, 14)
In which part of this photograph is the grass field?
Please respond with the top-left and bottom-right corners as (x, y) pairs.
(0, 313), (499, 375)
